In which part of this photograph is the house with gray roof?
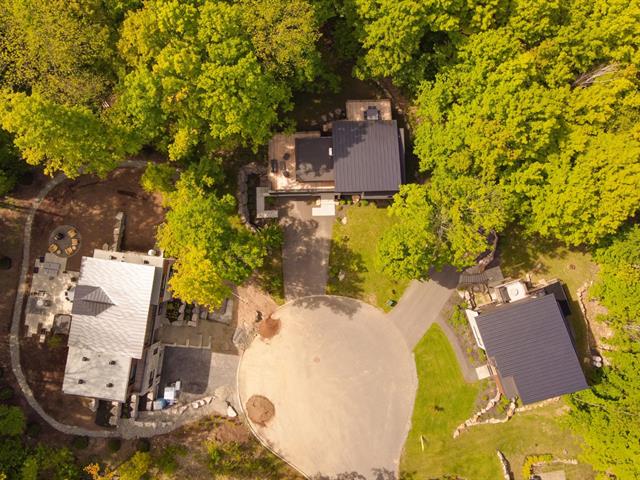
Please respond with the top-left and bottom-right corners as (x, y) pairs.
(267, 99), (404, 199)
(465, 279), (588, 404)
(62, 249), (172, 404)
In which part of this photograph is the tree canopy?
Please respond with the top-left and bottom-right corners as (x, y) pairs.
(157, 163), (267, 307)
(377, 179), (506, 278)
(113, 0), (322, 161)
(568, 226), (640, 479)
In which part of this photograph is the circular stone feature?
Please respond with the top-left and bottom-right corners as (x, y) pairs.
(246, 395), (275, 425)
(47, 225), (81, 257)
(238, 295), (417, 479)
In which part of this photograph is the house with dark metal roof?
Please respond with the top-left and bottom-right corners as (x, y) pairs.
(466, 280), (588, 404)
(266, 99), (404, 199)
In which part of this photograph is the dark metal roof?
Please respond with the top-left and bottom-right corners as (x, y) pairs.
(332, 120), (403, 193)
(72, 285), (113, 316)
(295, 137), (334, 182)
(476, 294), (588, 404)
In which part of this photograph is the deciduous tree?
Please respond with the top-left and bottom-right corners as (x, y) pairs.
(157, 163), (266, 307)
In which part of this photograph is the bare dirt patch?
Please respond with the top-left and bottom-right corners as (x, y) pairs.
(258, 316), (281, 339)
(30, 167), (164, 273)
(246, 395), (275, 426)
(236, 278), (279, 331)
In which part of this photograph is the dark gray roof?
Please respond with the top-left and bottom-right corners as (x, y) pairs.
(476, 294), (587, 404)
(295, 137), (334, 182)
(332, 120), (403, 193)
(72, 285), (114, 316)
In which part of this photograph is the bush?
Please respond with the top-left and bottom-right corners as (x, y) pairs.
(0, 386), (14, 401)
(155, 445), (187, 474)
(0, 405), (26, 436)
(118, 451), (151, 480)
(71, 436), (89, 450)
(0, 256), (11, 270)
(107, 438), (122, 453)
(47, 334), (65, 349)
(136, 438), (151, 452)
(26, 422), (42, 438)
(522, 454), (553, 479)
(141, 162), (176, 196)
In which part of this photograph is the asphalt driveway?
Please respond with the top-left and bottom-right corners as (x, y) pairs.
(280, 200), (333, 300)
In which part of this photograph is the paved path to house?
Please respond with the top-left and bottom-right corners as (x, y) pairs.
(237, 296), (417, 479)
(8, 161), (230, 439)
(388, 266), (478, 383)
(280, 200), (333, 300)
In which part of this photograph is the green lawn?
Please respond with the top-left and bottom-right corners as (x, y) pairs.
(499, 229), (598, 358)
(401, 324), (594, 480)
(326, 203), (408, 311)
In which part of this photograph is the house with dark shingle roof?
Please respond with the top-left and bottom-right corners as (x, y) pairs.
(266, 99), (404, 199)
(466, 279), (588, 404)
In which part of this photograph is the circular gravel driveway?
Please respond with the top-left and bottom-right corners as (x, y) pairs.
(237, 296), (417, 479)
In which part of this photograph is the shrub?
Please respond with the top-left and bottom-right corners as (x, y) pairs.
(118, 451), (151, 480)
(522, 454), (553, 479)
(26, 422), (42, 438)
(361, 200), (369, 206)
(47, 334), (65, 349)
(0, 405), (26, 436)
(154, 444), (187, 474)
(0, 386), (14, 401)
(71, 436), (89, 450)
(141, 162), (176, 196)
(107, 438), (121, 453)
(136, 438), (150, 452)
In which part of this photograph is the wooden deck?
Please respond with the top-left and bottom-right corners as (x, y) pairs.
(267, 132), (334, 192)
(345, 99), (392, 121)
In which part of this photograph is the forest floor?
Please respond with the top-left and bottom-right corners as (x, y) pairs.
(327, 202), (409, 311)
(498, 229), (599, 364)
(401, 324), (595, 480)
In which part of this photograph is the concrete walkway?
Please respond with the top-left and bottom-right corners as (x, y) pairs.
(388, 266), (478, 383)
(8, 162), (229, 439)
(280, 200), (333, 300)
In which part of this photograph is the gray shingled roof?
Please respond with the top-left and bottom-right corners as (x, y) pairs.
(475, 294), (588, 404)
(332, 120), (403, 193)
(295, 137), (334, 182)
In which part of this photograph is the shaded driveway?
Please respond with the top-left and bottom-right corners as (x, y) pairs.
(280, 200), (333, 300)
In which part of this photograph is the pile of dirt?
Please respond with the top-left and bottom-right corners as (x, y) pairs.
(258, 316), (281, 339)
(246, 395), (275, 425)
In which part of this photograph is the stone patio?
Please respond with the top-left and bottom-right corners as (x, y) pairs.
(25, 253), (78, 337)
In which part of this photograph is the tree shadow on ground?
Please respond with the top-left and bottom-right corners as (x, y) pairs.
(312, 467), (405, 480)
(326, 233), (366, 300)
(291, 295), (362, 318)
